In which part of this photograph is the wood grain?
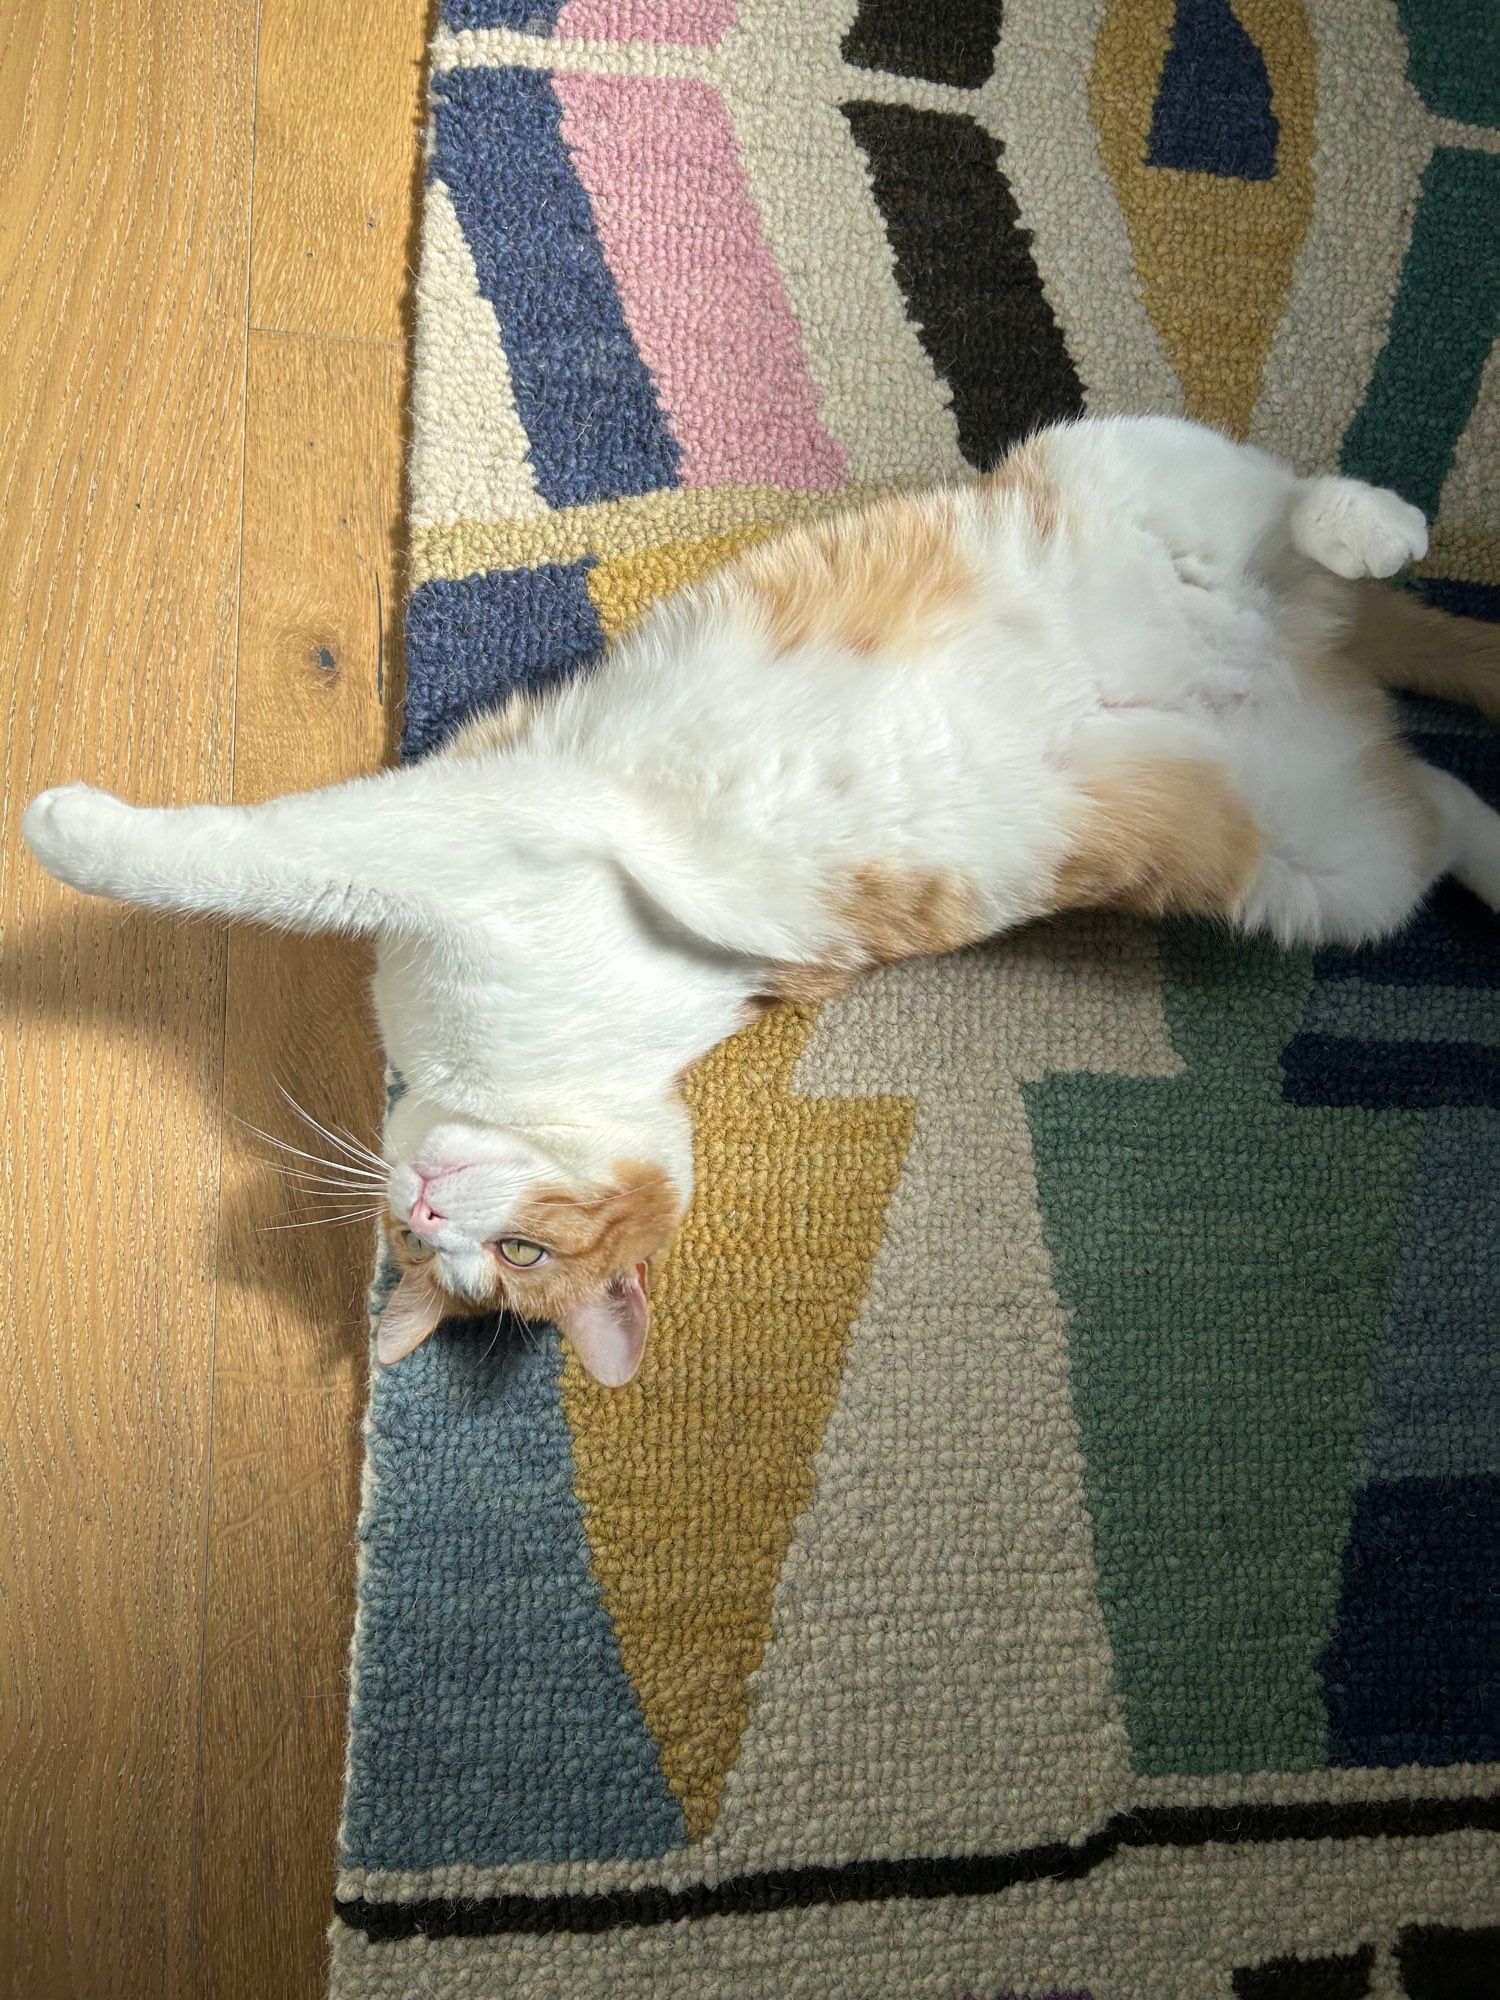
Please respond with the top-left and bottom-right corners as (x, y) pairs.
(250, 0), (429, 344)
(192, 334), (402, 2000)
(0, 4), (256, 1997)
(0, 1), (425, 1994)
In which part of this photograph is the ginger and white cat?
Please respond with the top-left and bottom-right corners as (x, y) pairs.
(24, 417), (1500, 1384)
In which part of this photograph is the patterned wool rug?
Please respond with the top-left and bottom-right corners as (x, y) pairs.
(330, 4), (1500, 1995)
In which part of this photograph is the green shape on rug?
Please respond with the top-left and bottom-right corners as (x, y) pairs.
(1023, 925), (1424, 1774)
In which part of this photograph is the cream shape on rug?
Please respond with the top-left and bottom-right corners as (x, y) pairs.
(408, 177), (547, 531)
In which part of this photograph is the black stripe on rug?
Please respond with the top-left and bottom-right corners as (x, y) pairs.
(842, 0), (1005, 89)
(334, 1792), (1500, 1942)
(842, 101), (1083, 470)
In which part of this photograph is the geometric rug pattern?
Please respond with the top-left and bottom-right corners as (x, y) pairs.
(331, 3), (1500, 1993)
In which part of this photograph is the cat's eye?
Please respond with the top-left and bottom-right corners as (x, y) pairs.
(400, 1230), (436, 1263)
(497, 1238), (548, 1268)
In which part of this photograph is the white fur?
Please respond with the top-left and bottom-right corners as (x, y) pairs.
(24, 417), (1498, 1282)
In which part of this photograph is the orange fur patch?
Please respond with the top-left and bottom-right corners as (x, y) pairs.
(764, 863), (988, 1004)
(760, 963), (856, 1007)
(496, 1161), (684, 1324)
(834, 861), (989, 964)
(981, 435), (1062, 542)
(1053, 759), (1263, 919)
(736, 494), (975, 660)
(443, 692), (538, 761)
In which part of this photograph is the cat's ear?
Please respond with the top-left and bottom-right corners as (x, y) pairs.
(559, 1264), (650, 1387)
(376, 1268), (446, 1364)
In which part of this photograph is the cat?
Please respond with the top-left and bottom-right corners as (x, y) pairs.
(24, 416), (1500, 1386)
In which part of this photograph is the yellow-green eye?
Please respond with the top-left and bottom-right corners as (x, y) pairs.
(400, 1230), (436, 1263)
(498, 1237), (548, 1268)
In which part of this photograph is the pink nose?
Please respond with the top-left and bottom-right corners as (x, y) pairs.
(409, 1192), (444, 1230)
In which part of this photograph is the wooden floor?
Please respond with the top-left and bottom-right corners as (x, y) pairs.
(0, 4), (428, 1994)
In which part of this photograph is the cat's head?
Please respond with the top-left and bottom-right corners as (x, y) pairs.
(377, 1100), (688, 1385)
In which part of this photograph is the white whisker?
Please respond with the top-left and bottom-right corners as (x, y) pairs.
(236, 1118), (359, 1173)
(328, 1119), (388, 1171)
(258, 1158), (387, 1194)
(276, 1085), (387, 1171)
(274, 1168), (388, 1200)
(259, 1208), (387, 1233)
(260, 1161), (384, 1190)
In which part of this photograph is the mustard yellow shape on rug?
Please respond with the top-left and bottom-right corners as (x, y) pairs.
(585, 531), (771, 641)
(1092, 0), (1315, 436)
(563, 1002), (917, 1839)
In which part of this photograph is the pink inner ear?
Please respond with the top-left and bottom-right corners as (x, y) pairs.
(376, 1268), (446, 1365)
(560, 1265), (650, 1388)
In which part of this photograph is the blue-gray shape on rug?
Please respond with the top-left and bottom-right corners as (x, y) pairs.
(341, 1323), (686, 1869)
(403, 559), (604, 759)
(443, 0), (565, 29)
(429, 65), (681, 508)
(1361, 1109), (1499, 1483)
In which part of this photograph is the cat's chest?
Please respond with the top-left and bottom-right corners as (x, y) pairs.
(1067, 531), (1282, 722)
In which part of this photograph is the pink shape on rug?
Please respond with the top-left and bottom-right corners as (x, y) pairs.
(553, 72), (846, 492)
(556, 0), (739, 44)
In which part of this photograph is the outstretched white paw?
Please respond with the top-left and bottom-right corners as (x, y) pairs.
(22, 784), (137, 895)
(1292, 477), (1429, 580)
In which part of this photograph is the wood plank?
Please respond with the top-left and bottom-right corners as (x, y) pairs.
(191, 334), (403, 2000)
(0, 3), (257, 1997)
(191, 7), (424, 1989)
(249, 0), (428, 343)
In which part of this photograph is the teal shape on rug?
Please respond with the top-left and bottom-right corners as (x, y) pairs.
(341, 1324), (686, 1868)
(1341, 147), (1500, 519)
(1023, 926), (1423, 1775)
(1396, 0), (1500, 126)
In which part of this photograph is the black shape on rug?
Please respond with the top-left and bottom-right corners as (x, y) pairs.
(1395, 1923), (1500, 2000)
(334, 1791), (1500, 1942)
(842, 101), (1083, 469)
(1232, 1945), (1375, 1999)
(842, 0), (1004, 90)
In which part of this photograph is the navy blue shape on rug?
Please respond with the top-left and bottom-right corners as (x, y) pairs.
(403, 559), (605, 759)
(341, 1325), (686, 1869)
(1147, 0), (1279, 180)
(1279, 1031), (1500, 1108)
(1321, 1473), (1500, 1767)
(429, 63), (681, 508)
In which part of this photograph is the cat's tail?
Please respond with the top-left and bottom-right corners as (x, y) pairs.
(1346, 582), (1500, 719)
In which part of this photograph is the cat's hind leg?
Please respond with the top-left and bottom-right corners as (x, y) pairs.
(1229, 733), (1444, 949)
(1417, 764), (1500, 909)
(1345, 582), (1500, 721)
(1232, 744), (1499, 948)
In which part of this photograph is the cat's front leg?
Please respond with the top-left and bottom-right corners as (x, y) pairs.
(1290, 476), (1428, 580)
(23, 774), (424, 934)
(22, 784), (148, 898)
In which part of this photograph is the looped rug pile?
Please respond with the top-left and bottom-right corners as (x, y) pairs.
(330, 4), (1499, 1994)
